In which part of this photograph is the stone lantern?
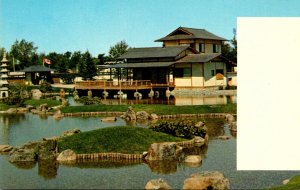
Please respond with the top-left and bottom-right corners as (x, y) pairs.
(0, 52), (9, 98)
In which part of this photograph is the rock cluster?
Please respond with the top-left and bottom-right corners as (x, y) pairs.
(121, 107), (158, 121)
(182, 171), (230, 190)
(7, 129), (80, 163)
(145, 171), (230, 190)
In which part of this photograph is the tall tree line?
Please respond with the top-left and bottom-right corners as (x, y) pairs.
(0, 40), (130, 80)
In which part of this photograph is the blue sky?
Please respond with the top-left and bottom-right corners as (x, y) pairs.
(1, 0), (300, 56)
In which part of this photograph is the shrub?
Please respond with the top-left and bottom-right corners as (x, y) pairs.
(39, 82), (52, 93)
(149, 120), (207, 139)
(76, 96), (102, 105)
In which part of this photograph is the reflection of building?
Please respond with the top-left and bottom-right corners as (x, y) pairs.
(174, 95), (228, 105)
(0, 52), (9, 98)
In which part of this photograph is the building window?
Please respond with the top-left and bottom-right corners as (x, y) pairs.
(211, 70), (215, 76)
(213, 44), (221, 53)
(174, 68), (191, 78)
(199, 43), (205, 53)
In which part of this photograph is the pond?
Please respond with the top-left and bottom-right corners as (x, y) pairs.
(0, 113), (298, 189)
(67, 95), (237, 106)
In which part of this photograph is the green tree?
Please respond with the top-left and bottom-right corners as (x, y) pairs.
(221, 28), (237, 63)
(79, 51), (97, 80)
(108, 40), (130, 61)
(70, 51), (83, 72)
(10, 39), (38, 69)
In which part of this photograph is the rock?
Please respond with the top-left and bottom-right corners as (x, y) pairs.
(142, 151), (148, 158)
(101, 117), (117, 122)
(182, 171), (230, 190)
(217, 135), (231, 140)
(136, 111), (149, 120)
(38, 103), (48, 112)
(16, 107), (29, 113)
(229, 122), (237, 132)
(37, 139), (57, 160)
(282, 179), (290, 185)
(57, 149), (77, 163)
(184, 155), (202, 167)
(5, 108), (18, 114)
(61, 98), (69, 107)
(26, 105), (35, 111)
(63, 129), (81, 136)
(0, 145), (13, 153)
(122, 106), (136, 121)
(31, 89), (42, 100)
(145, 178), (172, 190)
(204, 134), (209, 146)
(9, 148), (37, 162)
(194, 136), (205, 146)
(146, 142), (178, 161)
(53, 110), (63, 120)
(225, 114), (235, 124)
(149, 113), (159, 120)
(195, 121), (205, 128)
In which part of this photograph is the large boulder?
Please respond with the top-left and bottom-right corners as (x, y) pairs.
(145, 142), (178, 161)
(136, 111), (149, 120)
(0, 145), (13, 153)
(225, 114), (235, 124)
(16, 107), (29, 113)
(149, 113), (159, 120)
(57, 149), (77, 163)
(121, 106), (136, 121)
(145, 178), (172, 190)
(63, 129), (81, 137)
(31, 89), (42, 100)
(182, 171), (230, 190)
(61, 98), (69, 107)
(195, 121), (205, 128)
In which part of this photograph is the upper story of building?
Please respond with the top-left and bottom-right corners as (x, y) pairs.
(155, 27), (226, 54)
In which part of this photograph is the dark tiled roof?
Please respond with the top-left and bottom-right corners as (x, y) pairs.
(118, 46), (190, 59)
(20, 65), (55, 72)
(176, 53), (222, 63)
(100, 62), (175, 68)
(155, 27), (227, 42)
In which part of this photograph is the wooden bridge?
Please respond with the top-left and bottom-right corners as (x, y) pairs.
(75, 80), (174, 90)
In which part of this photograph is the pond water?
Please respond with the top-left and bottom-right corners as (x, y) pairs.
(0, 114), (298, 189)
(67, 95), (237, 106)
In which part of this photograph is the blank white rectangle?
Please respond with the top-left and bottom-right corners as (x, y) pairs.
(237, 17), (300, 170)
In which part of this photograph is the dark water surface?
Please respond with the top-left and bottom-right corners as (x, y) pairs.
(0, 114), (298, 189)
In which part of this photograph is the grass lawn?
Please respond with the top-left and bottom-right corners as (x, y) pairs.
(24, 99), (61, 107)
(60, 103), (236, 115)
(265, 175), (300, 190)
(0, 103), (18, 111)
(57, 126), (186, 154)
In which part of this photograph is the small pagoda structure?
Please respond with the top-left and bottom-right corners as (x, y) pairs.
(0, 52), (9, 98)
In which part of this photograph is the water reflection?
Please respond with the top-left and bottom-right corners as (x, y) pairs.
(11, 161), (36, 170)
(38, 160), (59, 179)
(0, 114), (26, 145)
(145, 160), (178, 174)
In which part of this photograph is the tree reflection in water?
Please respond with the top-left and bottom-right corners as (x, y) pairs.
(0, 114), (26, 145)
(38, 160), (59, 179)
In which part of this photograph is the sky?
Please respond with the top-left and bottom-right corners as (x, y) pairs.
(1, 0), (300, 56)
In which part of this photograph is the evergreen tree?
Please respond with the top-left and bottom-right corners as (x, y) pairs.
(79, 51), (97, 80)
